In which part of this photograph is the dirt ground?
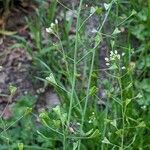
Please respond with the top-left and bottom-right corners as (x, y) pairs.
(0, 2), (37, 119)
(0, 0), (108, 118)
(0, 1), (68, 118)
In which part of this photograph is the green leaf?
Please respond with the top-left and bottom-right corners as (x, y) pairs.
(39, 112), (51, 127)
(112, 28), (121, 35)
(0, 30), (17, 35)
(102, 137), (110, 144)
(125, 99), (132, 106)
(140, 79), (150, 92)
(37, 130), (50, 139)
(53, 105), (61, 117)
(85, 129), (94, 136)
(88, 129), (100, 138)
(89, 86), (98, 96)
(131, 9), (137, 15)
(115, 129), (123, 136)
(137, 57), (150, 69)
(137, 121), (146, 128)
(90, 6), (96, 14)
(95, 33), (102, 46)
(110, 120), (117, 128)
(53, 119), (61, 128)
(18, 143), (24, 150)
(39, 112), (49, 120)
(53, 105), (67, 124)
(104, 3), (111, 11)
(73, 141), (79, 150)
(9, 85), (17, 95)
(24, 107), (32, 116)
(96, 7), (102, 15)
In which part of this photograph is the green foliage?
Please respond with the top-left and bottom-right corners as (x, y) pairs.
(1, 0), (149, 149)
(0, 95), (53, 149)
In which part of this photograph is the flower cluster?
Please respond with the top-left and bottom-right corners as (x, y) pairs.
(46, 19), (58, 34)
(105, 50), (125, 70)
(88, 112), (96, 124)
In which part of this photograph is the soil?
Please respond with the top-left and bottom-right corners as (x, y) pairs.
(0, 1), (61, 118)
(0, 2), (36, 118)
(0, 38), (34, 102)
(0, 0), (108, 118)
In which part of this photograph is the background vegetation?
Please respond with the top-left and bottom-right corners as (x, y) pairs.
(0, 0), (150, 149)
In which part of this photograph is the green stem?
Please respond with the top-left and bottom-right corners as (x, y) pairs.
(118, 76), (125, 149)
(66, 0), (84, 148)
(78, 1), (114, 150)
(148, 0), (150, 33)
(67, 0), (83, 127)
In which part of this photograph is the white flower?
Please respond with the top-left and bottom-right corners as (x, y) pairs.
(92, 112), (95, 115)
(91, 28), (98, 33)
(141, 106), (146, 110)
(46, 73), (57, 85)
(105, 57), (109, 62)
(114, 50), (118, 54)
(88, 120), (92, 123)
(50, 23), (55, 28)
(117, 54), (120, 59)
(76, 122), (80, 125)
(110, 51), (113, 56)
(121, 66), (126, 70)
(106, 63), (110, 66)
(122, 52), (125, 56)
(55, 19), (58, 24)
(111, 57), (115, 61)
(46, 27), (53, 33)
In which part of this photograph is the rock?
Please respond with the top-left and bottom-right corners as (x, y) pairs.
(45, 89), (60, 108)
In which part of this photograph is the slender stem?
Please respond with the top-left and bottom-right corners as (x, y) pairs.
(67, 0), (83, 126)
(118, 76), (125, 149)
(78, 1), (114, 150)
(66, 0), (84, 148)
